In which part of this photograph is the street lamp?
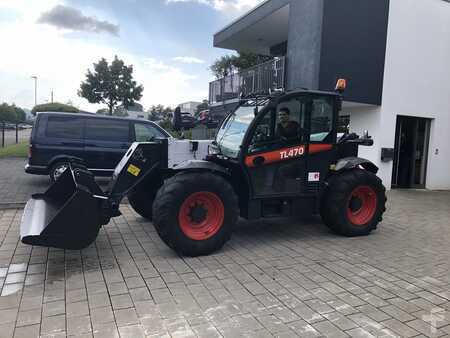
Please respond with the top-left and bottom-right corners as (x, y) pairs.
(31, 76), (37, 107)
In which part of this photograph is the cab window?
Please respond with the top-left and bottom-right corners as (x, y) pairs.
(310, 97), (334, 142)
(134, 123), (164, 142)
(248, 97), (306, 153)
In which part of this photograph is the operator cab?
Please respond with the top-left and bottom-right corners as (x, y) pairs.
(211, 89), (342, 204)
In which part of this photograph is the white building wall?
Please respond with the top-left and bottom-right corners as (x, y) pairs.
(348, 0), (450, 190)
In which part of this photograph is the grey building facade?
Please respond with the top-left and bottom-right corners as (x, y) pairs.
(213, 0), (390, 105)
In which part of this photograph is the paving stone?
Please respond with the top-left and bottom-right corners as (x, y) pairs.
(1, 190), (450, 337)
(16, 308), (41, 327)
(13, 323), (40, 338)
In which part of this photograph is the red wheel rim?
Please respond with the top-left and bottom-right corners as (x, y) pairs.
(179, 191), (225, 241)
(347, 185), (377, 226)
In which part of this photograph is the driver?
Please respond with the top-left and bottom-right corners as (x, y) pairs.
(276, 108), (300, 140)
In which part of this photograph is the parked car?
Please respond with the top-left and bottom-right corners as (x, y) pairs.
(172, 111), (198, 130)
(198, 110), (219, 129)
(26, 112), (171, 181)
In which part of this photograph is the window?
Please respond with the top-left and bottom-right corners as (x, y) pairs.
(85, 119), (129, 142)
(337, 115), (350, 134)
(46, 116), (83, 139)
(310, 97), (334, 142)
(275, 98), (306, 141)
(134, 123), (164, 142)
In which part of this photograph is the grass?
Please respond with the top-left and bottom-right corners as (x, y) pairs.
(0, 141), (29, 158)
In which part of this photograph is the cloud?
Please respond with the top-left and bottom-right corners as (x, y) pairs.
(172, 56), (205, 64)
(166, 0), (265, 13)
(37, 4), (119, 36)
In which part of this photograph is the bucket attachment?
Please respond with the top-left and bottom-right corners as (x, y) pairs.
(20, 165), (110, 250)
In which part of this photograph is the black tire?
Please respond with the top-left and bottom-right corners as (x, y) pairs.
(152, 172), (239, 256)
(50, 161), (69, 182)
(128, 186), (159, 221)
(320, 169), (386, 236)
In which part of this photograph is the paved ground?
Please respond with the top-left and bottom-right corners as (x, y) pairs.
(0, 190), (449, 337)
(0, 159), (48, 205)
(0, 158), (109, 205)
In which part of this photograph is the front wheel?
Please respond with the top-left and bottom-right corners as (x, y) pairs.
(320, 169), (386, 236)
(152, 172), (239, 256)
(50, 161), (69, 182)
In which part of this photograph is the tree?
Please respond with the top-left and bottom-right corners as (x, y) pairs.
(32, 102), (79, 115)
(78, 56), (144, 115)
(210, 52), (273, 79)
(0, 103), (27, 122)
(195, 100), (209, 116)
(210, 55), (236, 79)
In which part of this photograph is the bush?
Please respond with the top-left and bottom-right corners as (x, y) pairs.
(32, 102), (79, 115)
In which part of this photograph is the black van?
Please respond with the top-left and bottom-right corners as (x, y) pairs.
(26, 112), (171, 180)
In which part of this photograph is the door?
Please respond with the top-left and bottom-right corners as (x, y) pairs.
(244, 97), (305, 197)
(392, 116), (431, 188)
(84, 118), (132, 170)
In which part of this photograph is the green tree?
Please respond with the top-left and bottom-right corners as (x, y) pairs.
(210, 55), (236, 79)
(210, 52), (273, 79)
(0, 103), (17, 122)
(32, 102), (79, 115)
(0, 103), (27, 122)
(195, 100), (209, 115)
(13, 106), (26, 122)
(78, 56), (144, 115)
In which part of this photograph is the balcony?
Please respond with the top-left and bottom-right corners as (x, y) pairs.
(209, 56), (286, 105)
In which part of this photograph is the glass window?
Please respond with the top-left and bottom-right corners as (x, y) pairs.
(46, 116), (83, 139)
(85, 118), (129, 142)
(217, 105), (259, 158)
(275, 99), (306, 142)
(134, 123), (164, 142)
(310, 97), (334, 142)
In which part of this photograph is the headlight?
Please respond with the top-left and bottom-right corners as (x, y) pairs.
(208, 144), (219, 155)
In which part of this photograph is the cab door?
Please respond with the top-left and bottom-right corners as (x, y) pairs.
(243, 95), (309, 198)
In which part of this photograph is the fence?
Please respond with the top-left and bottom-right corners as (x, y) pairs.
(209, 56), (286, 104)
(1, 121), (32, 148)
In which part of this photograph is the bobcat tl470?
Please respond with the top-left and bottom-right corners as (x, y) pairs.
(20, 80), (387, 256)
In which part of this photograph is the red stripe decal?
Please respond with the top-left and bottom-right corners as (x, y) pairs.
(245, 144), (332, 168)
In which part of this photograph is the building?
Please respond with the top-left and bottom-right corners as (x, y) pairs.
(178, 101), (202, 115)
(210, 0), (450, 190)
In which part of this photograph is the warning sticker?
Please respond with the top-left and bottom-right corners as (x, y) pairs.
(308, 172), (320, 182)
(127, 164), (141, 177)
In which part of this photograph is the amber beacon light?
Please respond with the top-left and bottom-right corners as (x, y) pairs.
(335, 78), (347, 93)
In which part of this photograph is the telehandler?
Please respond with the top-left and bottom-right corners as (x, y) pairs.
(20, 80), (386, 256)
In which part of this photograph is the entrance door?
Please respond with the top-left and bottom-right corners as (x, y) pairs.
(392, 116), (431, 188)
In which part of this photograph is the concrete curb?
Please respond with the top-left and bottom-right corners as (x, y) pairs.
(0, 199), (130, 210)
(0, 202), (26, 210)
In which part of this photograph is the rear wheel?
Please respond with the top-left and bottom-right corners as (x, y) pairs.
(320, 169), (386, 236)
(128, 183), (160, 221)
(153, 172), (239, 256)
(50, 161), (69, 182)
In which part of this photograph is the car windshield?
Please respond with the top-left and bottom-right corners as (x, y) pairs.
(216, 101), (267, 158)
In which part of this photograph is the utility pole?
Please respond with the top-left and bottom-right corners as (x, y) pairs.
(51, 90), (54, 103)
(31, 76), (38, 107)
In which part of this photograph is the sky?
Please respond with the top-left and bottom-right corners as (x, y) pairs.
(0, 0), (265, 112)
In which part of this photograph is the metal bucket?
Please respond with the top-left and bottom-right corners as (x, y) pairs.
(20, 165), (108, 250)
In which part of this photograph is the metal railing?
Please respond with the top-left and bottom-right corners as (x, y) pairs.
(1, 121), (32, 148)
(209, 56), (286, 104)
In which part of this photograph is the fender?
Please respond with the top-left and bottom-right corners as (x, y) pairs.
(173, 160), (230, 177)
(48, 155), (86, 169)
(334, 157), (378, 174)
